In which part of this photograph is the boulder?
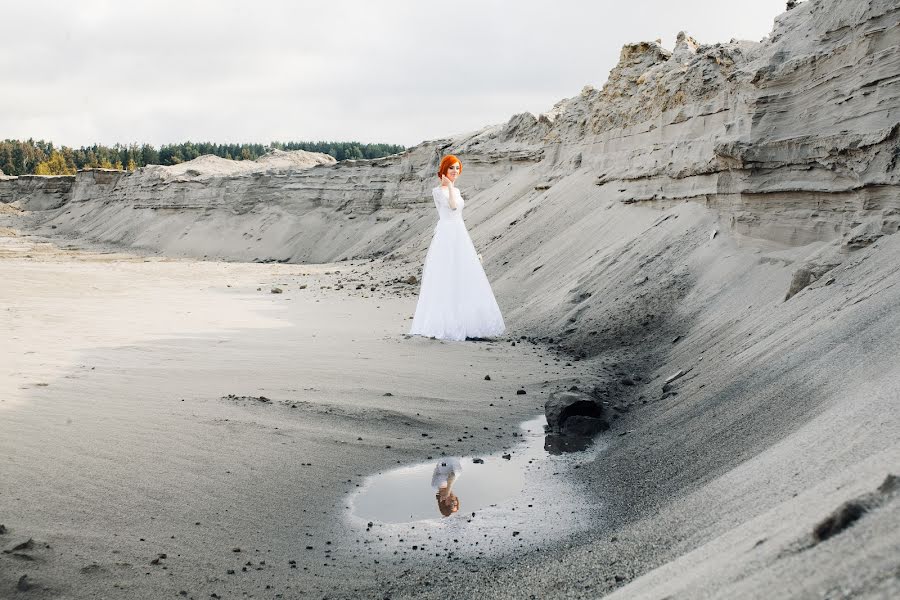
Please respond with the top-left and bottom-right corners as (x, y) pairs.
(544, 390), (608, 434)
(785, 262), (840, 300)
(562, 415), (609, 437)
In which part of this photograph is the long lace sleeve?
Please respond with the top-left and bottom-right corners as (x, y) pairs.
(432, 187), (448, 208)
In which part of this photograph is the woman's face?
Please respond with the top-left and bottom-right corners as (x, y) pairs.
(437, 492), (460, 517)
(445, 162), (461, 183)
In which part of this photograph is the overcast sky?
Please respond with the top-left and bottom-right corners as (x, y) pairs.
(1, 0), (789, 148)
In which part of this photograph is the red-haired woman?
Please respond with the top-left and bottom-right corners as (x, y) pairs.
(409, 155), (505, 341)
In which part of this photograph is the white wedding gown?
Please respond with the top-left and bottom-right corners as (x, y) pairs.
(409, 186), (506, 341)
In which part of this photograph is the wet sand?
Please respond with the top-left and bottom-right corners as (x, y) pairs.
(0, 228), (598, 598)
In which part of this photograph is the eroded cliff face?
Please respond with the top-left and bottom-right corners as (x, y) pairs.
(519, 0), (899, 246)
(0, 138), (542, 263)
(0, 174), (75, 210)
(1, 0), (897, 329)
(3, 0), (893, 262)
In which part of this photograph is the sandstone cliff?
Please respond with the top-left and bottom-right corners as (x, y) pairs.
(2, 1), (895, 267)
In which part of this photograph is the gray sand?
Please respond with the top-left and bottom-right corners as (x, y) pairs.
(0, 230), (600, 599)
(2, 213), (898, 600)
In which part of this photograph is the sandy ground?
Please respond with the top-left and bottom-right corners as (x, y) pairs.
(2, 211), (899, 600)
(0, 227), (600, 599)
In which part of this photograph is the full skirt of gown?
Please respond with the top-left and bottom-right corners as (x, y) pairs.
(409, 218), (506, 341)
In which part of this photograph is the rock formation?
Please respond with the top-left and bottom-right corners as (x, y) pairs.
(2, 0), (895, 262)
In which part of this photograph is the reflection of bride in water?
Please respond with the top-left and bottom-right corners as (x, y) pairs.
(431, 457), (462, 517)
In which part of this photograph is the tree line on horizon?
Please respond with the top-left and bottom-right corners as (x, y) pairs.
(0, 139), (407, 177)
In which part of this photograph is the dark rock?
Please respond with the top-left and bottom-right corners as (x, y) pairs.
(544, 391), (607, 433)
(516, 389), (526, 395)
(878, 473), (899, 494)
(785, 262), (840, 300)
(270, 287), (283, 294)
(472, 458), (484, 464)
(0, 525), (6, 535)
(17, 575), (31, 592)
(6, 538), (34, 553)
(222, 394), (270, 403)
(562, 415), (609, 437)
(484, 375), (491, 381)
(813, 501), (867, 542)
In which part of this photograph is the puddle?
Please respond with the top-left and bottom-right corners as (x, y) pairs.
(352, 435), (533, 524)
(346, 416), (605, 559)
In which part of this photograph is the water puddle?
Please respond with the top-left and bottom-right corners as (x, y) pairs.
(346, 416), (605, 559)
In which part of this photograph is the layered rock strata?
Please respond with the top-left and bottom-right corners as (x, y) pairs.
(1, 1), (895, 263)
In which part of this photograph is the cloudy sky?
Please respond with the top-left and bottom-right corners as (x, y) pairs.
(1, 0), (788, 148)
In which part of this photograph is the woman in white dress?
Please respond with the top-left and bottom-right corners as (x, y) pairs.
(409, 155), (506, 341)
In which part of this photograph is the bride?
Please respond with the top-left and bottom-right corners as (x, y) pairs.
(409, 155), (506, 341)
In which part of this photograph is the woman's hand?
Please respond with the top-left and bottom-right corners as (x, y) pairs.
(441, 175), (458, 210)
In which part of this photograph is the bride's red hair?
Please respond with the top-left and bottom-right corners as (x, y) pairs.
(438, 155), (462, 178)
